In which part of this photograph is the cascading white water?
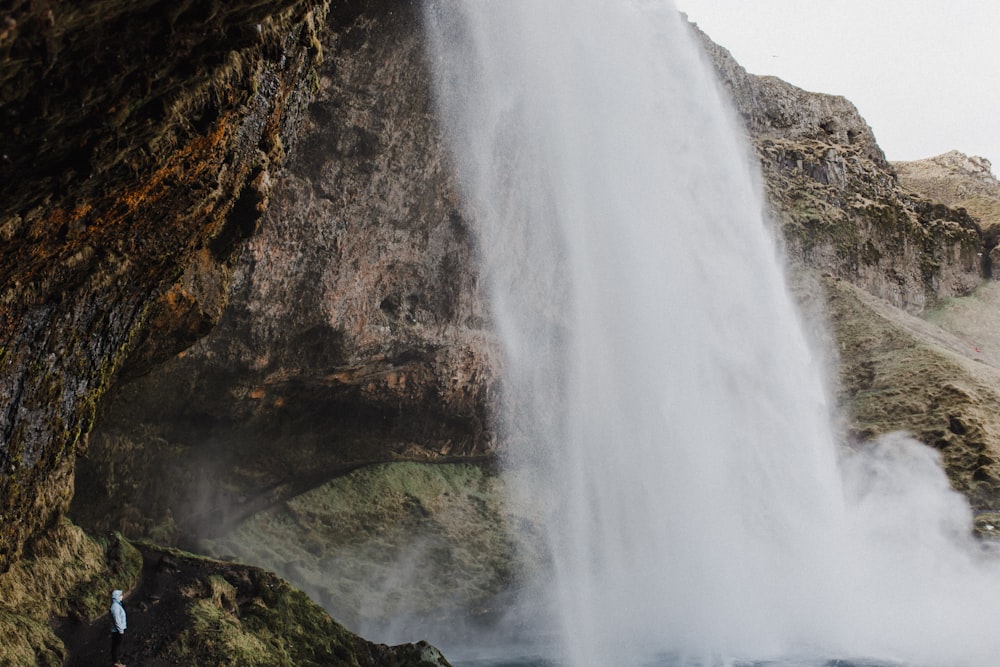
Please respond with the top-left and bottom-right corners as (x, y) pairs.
(423, 2), (1000, 665)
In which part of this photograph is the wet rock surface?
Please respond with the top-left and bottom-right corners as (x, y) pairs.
(73, 1), (500, 546)
(0, 0), (330, 573)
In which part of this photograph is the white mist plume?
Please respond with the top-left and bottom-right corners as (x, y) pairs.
(423, 1), (1000, 666)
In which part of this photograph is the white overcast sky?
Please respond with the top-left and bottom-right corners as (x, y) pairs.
(675, 0), (1000, 172)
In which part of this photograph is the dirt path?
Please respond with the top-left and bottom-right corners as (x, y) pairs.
(55, 546), (195, 667)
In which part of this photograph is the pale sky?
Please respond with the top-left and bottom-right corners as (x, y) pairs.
(676, 0), (1000, 172)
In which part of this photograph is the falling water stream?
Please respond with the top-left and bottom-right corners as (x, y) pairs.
(423, 2), (1000, 666)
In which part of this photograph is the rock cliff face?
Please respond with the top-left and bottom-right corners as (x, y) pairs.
(893, 151), (1000, 273)
(1, 2), (462, 662)
(74, 7), (996, 554)
(698, 31), (984, 314)
(72, 1), (500, 544)
(1, 0), (330, 574)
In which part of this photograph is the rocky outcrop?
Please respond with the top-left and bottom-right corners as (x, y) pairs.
(697, 34), (1000, 507)
(694, 30), (886, 168)
(761, 139), (982, 313)
(697, 30), (984, 315)
(0, 0), (334, 574)
(893, 151), (1000, 274)
(72, 2), (499, 545)
(0, 518), (452, 665)
(895, 152), (999, 206)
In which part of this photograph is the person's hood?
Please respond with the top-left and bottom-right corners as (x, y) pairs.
(112, 590), (123, 602)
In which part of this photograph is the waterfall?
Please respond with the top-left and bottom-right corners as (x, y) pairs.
(423, 2), (1000, 665)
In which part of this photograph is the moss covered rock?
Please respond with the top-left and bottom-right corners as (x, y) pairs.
(823, 276), (1000, 508)
(162, 554), (452, 666)
(0, 519), (453, 666)
(201, 461), (537, 645)
(0, 518), (141, 664)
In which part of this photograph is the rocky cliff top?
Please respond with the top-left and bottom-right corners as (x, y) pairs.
(893, 151), (1000, 229)
(693, 25), (887, 168)
(896, 151), (996, 190)
(893, 150), (1000, 276)
(692, 22), (983, 315)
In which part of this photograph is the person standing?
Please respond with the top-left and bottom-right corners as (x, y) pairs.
(110, 589), (127, 667)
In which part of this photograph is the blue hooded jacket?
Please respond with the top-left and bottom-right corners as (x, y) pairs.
(110, 590), (127, 634)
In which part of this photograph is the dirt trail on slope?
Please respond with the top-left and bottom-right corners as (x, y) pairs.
(56, 546), (209, 666)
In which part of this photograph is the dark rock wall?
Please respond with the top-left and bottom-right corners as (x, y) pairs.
(0, 0), (329, 572)
(72, 1), (501, 544)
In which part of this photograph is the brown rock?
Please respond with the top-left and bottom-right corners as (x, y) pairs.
(0, 0), (330, 572)
(73, 2), (500, 545)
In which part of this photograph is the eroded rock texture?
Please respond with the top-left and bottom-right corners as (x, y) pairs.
(893, 151), (1000, 274)
(73, 2), (500, 544)
(0, 0), (329, 572)
(699, 31), (984, 315)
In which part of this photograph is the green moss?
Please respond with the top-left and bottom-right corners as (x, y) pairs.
(0, 519), (143, 666)
(0, 518), (142, 623)
(863, 202), (908, 234)
(206, 573), (238, 612)
(825, 276), (1000, 508)
(145, 510), (181, 545)
(174, 598), (276, 666)
(67, 531), (143, 621)
(0, 610), (66, 667)
(203, 462), (532, 634)
(168, 570), (371, 667)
